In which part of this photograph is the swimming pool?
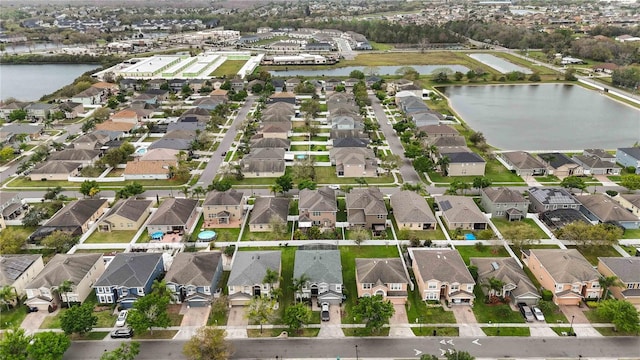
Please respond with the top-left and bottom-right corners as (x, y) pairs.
(135, 147), (148, 155)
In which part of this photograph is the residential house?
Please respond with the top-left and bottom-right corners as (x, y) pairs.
(29, 199), (108, 241)
(165, 252), (223, 307)
(241, 148), (286, 178)
(330, 115), (363, 131)
(193, 97), (224, 111)
(0, 192), (24, 221)
(139, 148), (179, 162)
(419, 124), (459, 138)
(597, 257), (640, 305)
(98, 198), (153, 232)
(500, 151), (547, 177)
(110, 109), (147, 124)
(147, 198), (199, 236)
(355, 258), (410, 304)
(0, 255), (45, 300)
(48, 149), (101, 166)
(93, 253), (164, 308)
(71, 86), (103, 105)
(324, 78), (341, 92)
(30, 161), (81, 181)
(616, 148), (640, 174)
(262, 102), (295, 122)
(410, 248), (475, 305)
(0, 101), (28, 120)
(58, 101), (84, 119)
(528, 187), (581, 213)
(616, 194), (640, 217)
(480, 187), (530, 221)
(25, 253), (104, 311)
(332, 137), (368, 148)
(298, 187), (337, 229)
(346, 187), (387, 234)
(249, 197), (289, 232)
(285, 78), (301, 90)
(260, 122), (292, 139)
(424, 135), (467, 150)
(123, 159), (176, 180)
(439, 148), (486, 177)
(202, 189), (245, 227)
(572, 154), (621, 176)
(24, 103), (55, 121)
(94, 121), (136, 133)
(330, 147), (378, 178)
(72, 132), (111, 150)
(522, 249), (602, 305)
(584, 149), (616, 163)
(250, 138), (291, 150)
(471, 257), (541, 306)
(227, 250), (281, 306)
(390, 191), (437, 230)
(577, 194), (640, 229)
(437, 195), (488, 231)
(0, 124), (44, 144)
(148, 138), (191, 151)
(538, 153), (584, 177)
(293, 249), (343, 304)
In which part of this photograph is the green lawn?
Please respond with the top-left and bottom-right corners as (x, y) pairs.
(412, 326), (459, 336)
(343, 327), (390, 336)
(584, 308), (608, 323)
(40, 312), (63, 329)
(168, 305), (184, 326)
(369, 41), (393, 51)
(136, 229), (150, 243)
(622, 228), (640, 239)
(314, 167), (396, 185)
(209, 60), (246, 77)
(472, 287), (525, 324)
(551, 327), (573, 336)
(566, 245), (621, 266)
(240, 221), (293, 242)
(539, 301), (568, 324)
(491, 218), (549, 239)
(428, 159), (524, 184)
(456, 244), (509, 265)
(0, 306), (28, 329)
(337, 198), (347, 222)
(210, 227), (241, 242)
(482, 327), (530, 336)
(84, 230), (138, 244)
(7, 176), (187, 189)
(406, 280), (456, 324)
(313, 155), (330, 162)
(393, 218), (447, 241)
(340, 246), (400, 324)
(73, 331), (109, 340)
(248, 328), (319, 337)
(73, 248), (123, 254)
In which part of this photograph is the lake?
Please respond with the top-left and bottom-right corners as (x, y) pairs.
(440, 84), (640, 151)
(269, 64), (470, 77)
(0, 64), (99, 101)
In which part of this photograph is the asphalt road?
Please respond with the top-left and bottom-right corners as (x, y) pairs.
(64, 337), (640, 360)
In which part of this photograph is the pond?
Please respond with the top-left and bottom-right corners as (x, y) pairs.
(440, 84), (640, 151)
(0, 64), (99, 101)
(468, 53), (532, 74)
(269, 64), (470, 77)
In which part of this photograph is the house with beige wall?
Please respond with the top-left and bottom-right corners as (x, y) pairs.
(298, 187), (337, 229)
(523, 249), (602, 305)
(356, 258), (410, 304)
(25, 253), (105, 311)
(0, 255), (45, 301)
(616, 194), (640, 218)
(346, 187), (388, 235)
(410, 248), (475, 305)
(249, 197), (289, 233)
(597, 257), (640, 305)
(437, 195), (488, 231)
(98, 198), (153, 232)
(202, 189), (245, 227)
(330, 147), (378, 178)
(390, 191), (437, 230)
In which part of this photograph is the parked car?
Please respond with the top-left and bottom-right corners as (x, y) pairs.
(27, 306), (38, 313)
(517, 303), (535, 322)
(321, 302), (330, 322)
(328, 184), (340, 190)
(115, 310), (128, 327)
(110, 328), (133, 339)
(532, 306), (545, 322)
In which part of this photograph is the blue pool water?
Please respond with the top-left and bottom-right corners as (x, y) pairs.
(135, 148), (148, 155)
(198, 230), (217, 241)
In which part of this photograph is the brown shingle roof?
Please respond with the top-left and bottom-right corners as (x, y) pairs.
(124, 160), (176, 175)
(411, 249), (474, 284)
(356, 258), (409, 285)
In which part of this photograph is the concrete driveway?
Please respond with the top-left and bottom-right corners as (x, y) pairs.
(558, 305), (602, 337)
(180, 305), (210, 327)
(226, 306), (248, 338)
(317, 304), (344, 338)
(451, 305), (485, 337)
(21, 310), (53, 334)
(389, 304), (414, 337)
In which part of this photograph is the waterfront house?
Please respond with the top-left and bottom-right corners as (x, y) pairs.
(438, 148), (486, 177)
(537, 153), (584, 177)
(25, 103), (55, 121)
(356, 258), (410, 305)
(410, 248), (475, 305)
(228, 251), (281, 306)
(499, 151), (546, 177)
(165, 252), (223, 307)
(572, 154), (621, 175)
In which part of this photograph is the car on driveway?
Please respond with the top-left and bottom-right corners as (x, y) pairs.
(517, 303), (535, 322)
(328, 185), (340, 190)
(110, 328), (133, 339)
(115, 310), (128, 327)
(532, 306), (545, 321)
(321, 303), (330, 322)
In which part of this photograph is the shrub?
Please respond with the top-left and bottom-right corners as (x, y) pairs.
(605, 190), (618, 197)
(585, 301), (599, 309)
(541, 290), (553, 301)
(474, 242), (487, 252)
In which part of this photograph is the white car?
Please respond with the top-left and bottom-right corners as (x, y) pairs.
(532, 306), (545, 322)
(328, 184), (340, 190)
(115, 310), (128, 327)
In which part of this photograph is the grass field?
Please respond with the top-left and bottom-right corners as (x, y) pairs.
(7, 176), (187, 189)
(343, 52), (488, 71)
(472, 287), (525, 324)
(622, 228), (640, 239)
(456, 244), (509, 265)
(491, 218), (549, 239)
(0, 306), (27, 329)
(248, 328), (319, 337)
(482, 327), (530, 336)
(84, 230), (138, 244)
(427, 159), (524, 184)
(209, 60), (246, 78)
(412, 326), (459, 336)
(393, 219), (447, 241)
(343, 327), (390, 336)
(405, 280), (456, 325)
(566, 245), (621, 266)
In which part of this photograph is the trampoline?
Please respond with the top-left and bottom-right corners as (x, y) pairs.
(198, 230), (217, 241)
(151, 231), (164, 240)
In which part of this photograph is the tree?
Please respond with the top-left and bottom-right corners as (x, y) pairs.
(300, 99), (321, 119)
(298, 179), (317, 190)
(275, 174), (293, 193)
(291, 157), (315, 182)
(432, 71), (449, 83)
(0, 227), (27, 254)
(597, 299), (640, 333)
(469, 131), (486, 146)
(620, 174), (640, 191)
(27, 331), (70, 360)
(192, 186), (206, 200)
(0, 327), (30, 360)
(57, 280), (74, 309)
(560, 176), (587, 193)
(564, 68), (577, 81)
(0, 285), (17, 310)
(403, 143), (423, 159)
(290, 274), (310, 304)
(79, 180), (100, 198)
(0, 146), (14, 162)
(284, 303), (312, 333)
(268, 215), (287, 240)
(350, 228), (369, 246)
(554, 221), (623, 247)
(127, 280), (171, 334)
(445, 350), (475, 360)
(41, 231), (77, 253)
(413, 156), (435, 174)
(60, 302), (96, 335)
(8, 109), (27, 122)
(380, 154), (402, 175)
(269, 184), (283, 196)
(437, 156), (451, 175)
(501, 223), (540, 250)
(118, 182), (145, 198)
(263, 268), (279, 293)
(246, 297), (276, 333)
(448, 179), (470, 195)
(481, 277), (505, 299)
(598, 276), (623, 301)
(209, 178), (232, 192)
(352, 295), (395, 333)
(349, 69), (365, 79)
(355, 177), (368, 188)
(92, 107), (110, 122)
(472, 176), (492, 190)
(183, 327), (233, 360)
(21, 208), (47, 228)
(100, 342), (140, 360)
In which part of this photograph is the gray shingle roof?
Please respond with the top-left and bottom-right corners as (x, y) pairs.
(203, 189), (244, 206)
(164, 252), (221, 287)
(598, 257), (640, 283)
(32, 161), (81, 175)
(148, 198), (198, 226)
(346, 188), (387, 216)
(106, 199), (152, 222)
(391, 191), (436, 224)
(94, 253), (163, 288)
(576, 194), (639, 222)
(293, 250), (342, 284)
(573, 155), (620, 170)
(48, 149), (101, 162)
(471, 257), (540, 300)
(26, 253), (102, 289)
(250, 138), (291, 149)
(249, 197), (289, 225)
(531, 249), (600, 283)
(620, 194), (640, 208)
(437, 195), (487, 224)
(0, 254), (41, 285)
(618, 147), (640, 160)
(228, 251), (281, 286)
(356, 258), (408, 285)
(482, 187), (527, 204)
(440, 150), (485, 164)
(501, 151), (545, 170)
(45, 199), (108, 228)
(411, 249), (474, 284)
(299, 187), (337, 213)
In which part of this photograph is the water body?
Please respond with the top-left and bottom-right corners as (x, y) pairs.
(440, 84), (640, 151)
(468, 53), (533, 74)
(269, 64), (470, 77)
(0, 64), (99, 101)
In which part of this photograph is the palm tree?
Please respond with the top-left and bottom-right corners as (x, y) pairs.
(192, 186), (205, 200)
(180, 186), (191, 199)
(269, 184), (283, 196)
(437, 155), (451, 176)
(57, 280), (74, 308)
(0, 285), (16, 311)
(598, 276), (623, 301)
(482, 277), (505, 300)
(263, 268), (280, 299)
(290, 274), (310, 304)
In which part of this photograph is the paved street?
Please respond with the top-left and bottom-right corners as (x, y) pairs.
(63, 337), (640, 360)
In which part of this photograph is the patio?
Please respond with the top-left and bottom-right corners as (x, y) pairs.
(203, 218), (243, 229)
